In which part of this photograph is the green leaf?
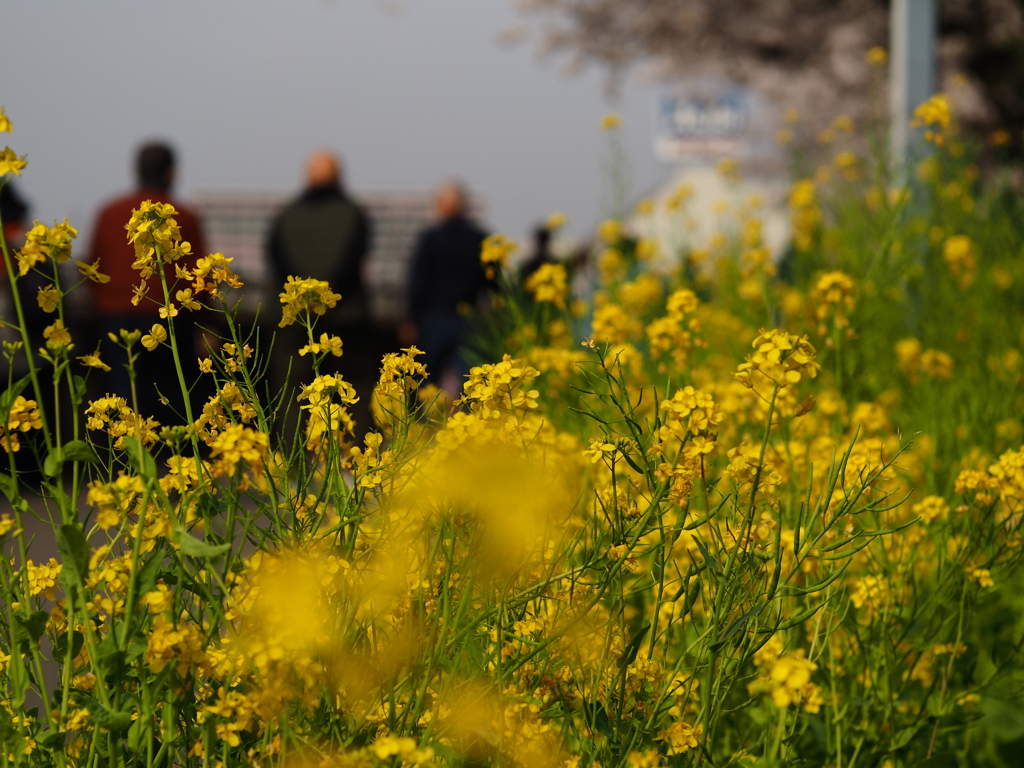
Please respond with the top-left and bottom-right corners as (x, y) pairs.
(778, 561), (850, 597)
(93, 629), (125, 678)
(913, 755), (953, 768)
(122, 436), (157, 476)
(57, 524), (89, 585)
(72, 375), (87, 404)
(42, 450), (60, 478)
(0, 472), (17, 502)
(927, 696), (955, 719)
(621, 452), (646, 474)
(91, 708), (134, 734)
(710, 605), (762, 652)
(0, 702), (14, 740)
(0, 376), (30, 418)
(14, 610), (49, 651)
(136, 553), (164, 597)
(889, 726), (921, 751)
(778, 598), (832, 630)
(617, 623), (651, 669)
(173, 528), (230, 559)
(42, 440), (96, 476)
(53, 630), (84, 661)
(62, 439), (97, 463)
(693, 536), (720, 573)
(683, 575), (702, 616)
(38, 728), (66, 749)
(127, 638), (148, 663)
(126, 717), (147, 753)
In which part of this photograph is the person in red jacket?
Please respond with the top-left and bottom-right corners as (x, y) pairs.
(87, 142), (207, 421)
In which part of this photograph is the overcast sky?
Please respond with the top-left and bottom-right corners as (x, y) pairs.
(2, 0), (669, 247)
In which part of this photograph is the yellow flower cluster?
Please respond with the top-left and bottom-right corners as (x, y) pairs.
(0, 147), (26, 177)
(126, 200), (191, 278)
(188, 252), (244, 298)
(617, 273), (663, 314)
(912, 495), (950, 524)
(646, 289), (703, 372)
(141, 323), (167, 351)
(194, 383), (258, 441)
(943, 235), (976, 289)
(912, 93), (952, 143)
(734, 329), (820, 390)
(954, 444), (1024, 514)
(26, 558), (62, 599)
(656, 720), (702, 755)
(145, 614), (208, 675)
(87, 473), (145, 529)
(373, 346), (427, 428)
(298, 332), (343, 357)
(480, 234), (516, 279)
(834, 150), (860, 181)
(591, 302), (642, 345)
(866, 46), (888, 66)
(748, 636), (823, 713)
(459, 355), (539, 419)
(850, 575), (895, 620)
(278, 276), (342, 327)
(85, 395), (160, 449)
(598, 218), (622, 244)
(209, 424), (270, 483)
(812, 271), (856, 331)
(525, 262), (569, 309)
(16, 219), (78, 276)
(0, 395), (42, 453)
(659, 387), (722, 445)
(895, 338), (954, 383)
(597, 248), (626, 286)
(298, 374), (359, 451)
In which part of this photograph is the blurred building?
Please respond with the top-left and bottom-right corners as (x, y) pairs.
(192, 189), (450, 327)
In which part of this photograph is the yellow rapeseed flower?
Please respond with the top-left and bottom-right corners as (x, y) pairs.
(0, 107), (12, 133)
(43, 319), (73, 351)
(77, 351), (111, 372)
(77, 258), (110, 284)
(912, 93), (952, 144)
(545, 211), (567, 229)
(866, 46), (888, 66)
(525, 262), (569, 310)
(734, 329), (820, 389)
(479, 234), (517, 280)
(299, 333), (344, 357)
(141, 324), (167, 351)
(0, 147), (26, 177)
(278, 276), (342, 327)
(598, 219), (622, 244)
(36, 285), (60, 313)
(17, 219), (78, 275)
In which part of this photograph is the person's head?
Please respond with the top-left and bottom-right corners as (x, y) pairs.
(435, 179), (467, 220)
(305, 150), (342, 189)
(136, 142), (176, 192)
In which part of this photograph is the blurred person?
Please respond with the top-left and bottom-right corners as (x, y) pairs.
(400, 180), (489, 390)
(0, 182), (54, 478)
(0, 181), (48, 359)
(0, 180), (29, 246)
(87, 141), (207, 421)
(266, 150), (373, 434)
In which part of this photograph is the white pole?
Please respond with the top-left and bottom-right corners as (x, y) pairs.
(890, 0), (937, 168)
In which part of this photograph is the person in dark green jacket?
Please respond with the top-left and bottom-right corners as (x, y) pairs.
(266, 150), (374, 437)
